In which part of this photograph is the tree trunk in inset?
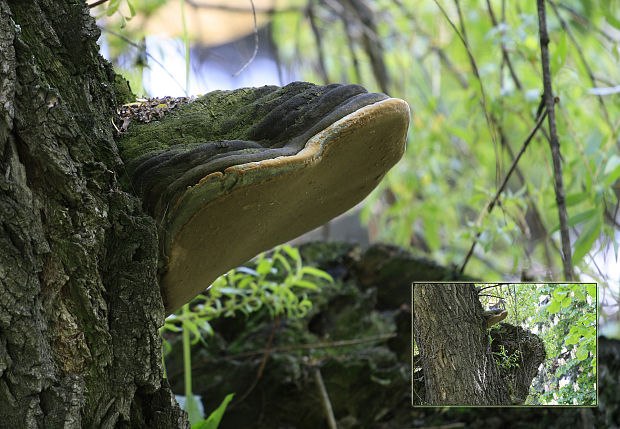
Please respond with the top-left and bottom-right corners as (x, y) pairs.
(413, 283), (511, 405)
(0, 1), (187, 427)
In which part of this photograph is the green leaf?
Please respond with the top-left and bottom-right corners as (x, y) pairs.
(587, 284), (597, 299)
(291, 279), (319, 290)
(127, 0), (136, 16)
(281, 245), (301, 262)
(603, 155), (620, 186)
(191, 393), (235, 429)
(552, 31), (567, 73)
(561, 296), (572, 308)
(236, 266), (258, 277)
(575, 346), (589, 361)
(548, 299), (561, 314)
(300, 266), (333, 282)
(602, 3), (620, 30)
(550, 208), (597, 234)
(274, 253), (292, 275)
(572, 213), (602, 264)
(256, 259), (273, 276)
(106, 0), (122, 16)
(182, 318), (204, 345)
(185, 394), (204, 424)
(564, 192), (589, 207)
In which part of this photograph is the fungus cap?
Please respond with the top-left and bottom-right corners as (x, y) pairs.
(118, 83), (410, 315)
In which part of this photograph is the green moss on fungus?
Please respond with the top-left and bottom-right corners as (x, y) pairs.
(113, 74), (135, 105)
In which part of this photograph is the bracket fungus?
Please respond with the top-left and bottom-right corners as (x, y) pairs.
(117, 82), (410, 315)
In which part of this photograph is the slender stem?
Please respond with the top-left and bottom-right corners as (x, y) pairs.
(185, 0), (301, 14)
(537, 0), (574, 280)
(182, 304), (193, 408)
(547, 0), (612, 132)
(434, 0), (499, 184)
(313, 367), (337, 429)
(179, 0), (190, 95)
(232, 0), (259, 77)
(88, 0), (110, 8)
(460, 109), (549, 274)
(307, 0), (329, 83)
(99, 27), (187, 93)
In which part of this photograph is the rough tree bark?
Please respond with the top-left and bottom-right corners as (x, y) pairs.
(0, 1), (188, 427)
(412, 283), (511, 405)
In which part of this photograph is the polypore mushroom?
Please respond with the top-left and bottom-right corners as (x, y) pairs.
(118, 82), (410, 315)
(484, 309), (508, 328)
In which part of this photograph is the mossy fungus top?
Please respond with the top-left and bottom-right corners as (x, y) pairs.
(118, 82), (410, 314)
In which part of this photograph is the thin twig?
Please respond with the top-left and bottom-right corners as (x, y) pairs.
(332, 2), (361, 83)
(313, 367), (338, 429)
(433, 0), (500, 185)
(483, 14), (556, 271)
(537, 0), (574, 280)
(484, 0), (558, 273)
(88, 0), (110, 8)
(460, 108), (549, 274)
(490, 114), (556, 271)
(99, 27), (187, 94)
(485, 0), (522, 90)
(555, 3), (615, 42)
(431, 46), (469, 89)
(547, 0), (612, 134)
(232, 0), (259, 77)
(307, 0), (329, 83)
(343, 17), (361, 83)
(168, 333), (397, 378)
(230, 316), (280, 408)
(185, 0), (302, 14)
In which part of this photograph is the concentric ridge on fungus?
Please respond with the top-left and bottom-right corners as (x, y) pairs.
(117, 81), (410, 314)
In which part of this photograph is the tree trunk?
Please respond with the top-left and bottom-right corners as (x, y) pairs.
(413, 283), (511, 405)
(0, 1), (187, 427)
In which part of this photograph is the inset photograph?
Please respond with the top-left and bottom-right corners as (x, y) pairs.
(413, 282), (597, 406)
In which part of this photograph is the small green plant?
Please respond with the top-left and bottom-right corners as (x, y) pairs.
(160, 244), (334, 426)
(190, 393), (234, 429)
(492, 343), (521, 370)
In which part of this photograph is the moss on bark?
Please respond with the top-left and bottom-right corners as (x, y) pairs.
(0, 1), (187, 427)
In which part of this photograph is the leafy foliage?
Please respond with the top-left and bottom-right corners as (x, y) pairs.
(270, 0), (619, 284)
(160, 245), (334, 422)
(479, 283), (596, 405)
(191, 393), (234, 429)
(491, 340), (521, 370)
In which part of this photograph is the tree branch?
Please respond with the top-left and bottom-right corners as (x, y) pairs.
(88, 0), (110, 8)
(232, 0), (258, 77)
(460, 108), (549, 275)
(536, 0), (574, 280)
(547, 0), (613, 138)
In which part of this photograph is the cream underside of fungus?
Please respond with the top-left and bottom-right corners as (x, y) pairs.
(163, 98), (409, 314)
(118, 82), (410, 315)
